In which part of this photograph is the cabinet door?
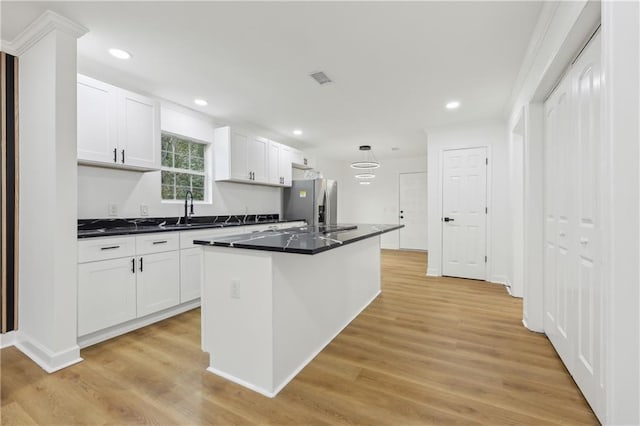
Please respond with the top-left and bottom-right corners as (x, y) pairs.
(278, 144), (293, 186)
(137, 251), (180, 317)
(77, 75), (118, 165)
(268, 141), (280, 185)
(248, 136), (269, 183)
(78, 257), (137, 336)
(118, 89), (160, 170)
(230, 131), (249, 180)
(180, 247), (202, 302)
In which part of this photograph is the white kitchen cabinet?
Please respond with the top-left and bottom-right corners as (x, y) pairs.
(278, 144), (293, 187)
(77, 74), (160, 171)
(268, 140), (280, 185)
(77, 76), (118, 165)
(290, 148), (314, 170)
(136, 251), (180, 317)
(78, 253), (137, 336)
(266, 141), (293, 187)
(180, 248), (202, 303)
(214, 127), (269, 184)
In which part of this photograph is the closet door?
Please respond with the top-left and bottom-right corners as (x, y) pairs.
(543, 31), (604, 419)
(543, 75), (575, 371)
(572, 32), (604, 415)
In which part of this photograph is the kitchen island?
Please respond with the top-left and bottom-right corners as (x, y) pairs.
(194, 224), (402, 397)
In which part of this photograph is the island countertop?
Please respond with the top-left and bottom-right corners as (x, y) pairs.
(193, 223), (403, 254)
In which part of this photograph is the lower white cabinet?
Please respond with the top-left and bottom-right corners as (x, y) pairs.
(136, 251), (180, 317)
(180, 248), (203, 303)
(78, 257), (137, 336)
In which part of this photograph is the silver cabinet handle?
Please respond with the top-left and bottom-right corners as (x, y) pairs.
(152, 240), (168, 245)
(100, 245), (120, 250)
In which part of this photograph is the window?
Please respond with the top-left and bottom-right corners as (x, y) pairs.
(161, 133), (208, 201)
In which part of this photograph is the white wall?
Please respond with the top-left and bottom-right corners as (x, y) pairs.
(314, 155), (427, 250)
(78, 103), (281, 219)
(426, 120), (509, 284)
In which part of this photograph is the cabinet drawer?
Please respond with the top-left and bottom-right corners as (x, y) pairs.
(179, 227), (246, 249)
(78, 236), (136, 263)
(136, 232), (179, 255)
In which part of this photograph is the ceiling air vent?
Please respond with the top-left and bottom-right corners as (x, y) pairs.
(310, 71), (332, 85)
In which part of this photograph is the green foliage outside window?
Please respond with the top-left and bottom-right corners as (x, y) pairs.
(161, 134), (207, 201)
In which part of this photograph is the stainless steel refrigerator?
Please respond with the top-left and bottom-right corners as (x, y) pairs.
(282, 179), (338, 226)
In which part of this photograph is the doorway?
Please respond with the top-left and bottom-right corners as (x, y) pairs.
(441, 147), (488, 280)
(398, 172), (427, 250)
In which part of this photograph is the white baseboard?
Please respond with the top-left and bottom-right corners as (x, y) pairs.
(426, 268), (440, 277)
(489, 275), (510, 286)
(78, 299), (201, 348)
(0, 331), (17, 348)
(206, 366), (276, 398)
(15, 332), (82, 373)
(522, 318), (545, 334)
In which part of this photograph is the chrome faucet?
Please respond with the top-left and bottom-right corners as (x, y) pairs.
(184, 191), (194, 225)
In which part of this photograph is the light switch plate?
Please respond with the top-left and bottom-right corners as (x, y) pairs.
(140, 204), (149, 216)
(108, 203), (118, 217)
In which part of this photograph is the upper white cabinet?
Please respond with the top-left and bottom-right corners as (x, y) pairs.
(277, 143), (293, 187)
(267, 140), (292, 186)
(214, 126), (271, 185)
(77, 74), (160, 171)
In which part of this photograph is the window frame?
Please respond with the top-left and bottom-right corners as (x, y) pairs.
(160, 131), (212, 204)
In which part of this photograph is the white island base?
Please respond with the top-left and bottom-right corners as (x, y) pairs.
(201, 236), (381, 397)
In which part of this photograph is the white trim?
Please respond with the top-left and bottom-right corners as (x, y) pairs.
(206, 366), (277, 398)
(78, 299), (200, 348)
(505, 2), (560, 116)
(15, 332), (82, 373)
(489, 275), (510, 287)
(522, 318), (545, 334)
(426, 268), (440, 277)
(0, 331), (17, 348)
(5, 10), (88, 56)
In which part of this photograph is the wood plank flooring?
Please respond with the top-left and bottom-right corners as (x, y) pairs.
(1, 250), (598, 425)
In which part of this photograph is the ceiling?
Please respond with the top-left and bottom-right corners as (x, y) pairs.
(1, 1), (542, 161)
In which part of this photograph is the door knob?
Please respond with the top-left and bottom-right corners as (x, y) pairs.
(443, 217), (454, 222)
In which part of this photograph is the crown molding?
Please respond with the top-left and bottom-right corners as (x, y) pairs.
(0, 39), (17, 56)
(503, 1), (560, 118)
(6, 10), (88, 57)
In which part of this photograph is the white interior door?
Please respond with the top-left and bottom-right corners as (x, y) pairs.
(441, 147), (487, 280)
(572, 32), (604, 415)
(543, 31), (604, 419)
(399, 172), (428, 250)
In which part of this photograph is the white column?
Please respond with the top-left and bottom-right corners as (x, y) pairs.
(8, 11), (87, 372)
(602, 1), (640, 424)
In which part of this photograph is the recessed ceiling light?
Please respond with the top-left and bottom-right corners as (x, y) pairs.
(355, 173), (375, 179)
(108, 48), (131, 60)
(293, 129), (303, 136)
(360, 181), (371, 185)
(446, 101), (460, 110)
(194, 99), (208, 106)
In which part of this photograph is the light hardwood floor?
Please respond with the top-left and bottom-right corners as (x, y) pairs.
(1, 250), (598, 425)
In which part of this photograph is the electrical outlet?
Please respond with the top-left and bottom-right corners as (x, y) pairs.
(231, 279), (240, 299)
(140, 204), (149, 216)
(108, 203), (118, 217)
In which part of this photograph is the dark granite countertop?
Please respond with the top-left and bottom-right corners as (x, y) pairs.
(193, 224), (403, 255)
(77, 214), (303, 239)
